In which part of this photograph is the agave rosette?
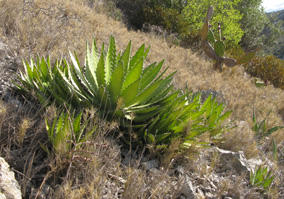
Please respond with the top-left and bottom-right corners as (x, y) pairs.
(62, 36), (178, 125)
(17, 36), (233, 149)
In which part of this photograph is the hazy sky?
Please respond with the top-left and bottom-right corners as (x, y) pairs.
(262, 0), (284, 12)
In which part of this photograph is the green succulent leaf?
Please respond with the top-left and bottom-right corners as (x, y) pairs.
(105, 36), (116, 84)
(96, 51), (106, 87)
(85, 41), (99, 91)
(121, 79), (140, 106)
(109, 61), (124, 102)
(122, 58), (143, 91)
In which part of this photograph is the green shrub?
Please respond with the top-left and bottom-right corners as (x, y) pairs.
(244, 56), (284, 90)
(17, 36), (233, 150)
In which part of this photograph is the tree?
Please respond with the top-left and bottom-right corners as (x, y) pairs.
(237, 0), (284, 50)
(182, 0), (244, 45)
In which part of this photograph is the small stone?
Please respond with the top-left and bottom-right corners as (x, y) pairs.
(141, 159), (159, 170)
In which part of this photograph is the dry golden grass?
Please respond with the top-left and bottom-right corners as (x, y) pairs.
(0, 0), (284, 198)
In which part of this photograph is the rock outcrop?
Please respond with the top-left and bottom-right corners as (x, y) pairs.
(0, 157), (22, 199)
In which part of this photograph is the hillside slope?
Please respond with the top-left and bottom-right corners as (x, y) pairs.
(0, 0), (284, 198)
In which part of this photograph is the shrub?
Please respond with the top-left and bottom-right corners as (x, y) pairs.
(244, 56), (284, 90)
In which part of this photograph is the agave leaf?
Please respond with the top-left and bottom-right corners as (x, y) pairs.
(132, 105), (158, 114)
(119, 41), (131, 73)
(133, 110), (161, 123)
(130, 80), (162, 106)
(36, 92), (50, 106)
(149, 72), (176, 103)
(265, 126), (284, 137)
(258, 119), (266, 133)
(70, 51), (91, 91)
(80, 123), (96, 143)
(85, 41), (99, 91)
(109, 61), (124, 102)
(121, 79), (140, 106)
(160, 91), (180, 105)
(178, 103), (200, 121)
(262, 176), (274, 188)
(200, 94), (213, 112)
(73, 112), (83, 137)
(129, 44), (145, 71)
(25, 60), (34, 81)
(155, 133), (171, 143)
(215, 103), (225, 116)
(254, 167), (262, 182)
(185, 128), (208, 139)
(122, 58), (143, 91)
(97, 85), (110, 112)
(147, 133), (156, 144)
(140, 60), (164, 90)
(146, 115), (161, 134)
(188, 110), (206, 121)
(151, 85), (175, 104)
(56, 69), (82, 106)
(105, 36), (116, 84)
(141, 62), (156, 77)
(46, 118), (54, 142)
(39, 57), (49, 81)
(154, 117), (173, 134)
(96, 51), (106, 87)
(56, 65), (82, 104)
(217, 110), (233, 124)
(208, 111), (218, 127)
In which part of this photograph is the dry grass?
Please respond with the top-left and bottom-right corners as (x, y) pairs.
(0, 0), (284, 198)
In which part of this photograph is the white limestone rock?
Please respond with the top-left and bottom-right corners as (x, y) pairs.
(0, 157), (22, 199)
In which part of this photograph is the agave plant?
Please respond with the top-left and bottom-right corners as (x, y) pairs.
(17, 57), (85, 108)
(18, 36), (234, 149)
(64, 36), (178, 125)
(43, 110), (96, 155)
(250, 165), (275, 192)
(136, 91), (233, 149)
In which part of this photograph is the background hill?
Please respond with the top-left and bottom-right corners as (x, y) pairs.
(265, 9), (284, 59)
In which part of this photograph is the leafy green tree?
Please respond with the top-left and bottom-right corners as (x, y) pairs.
(182, 0), (244, 45)
(237, 0), (284, 50)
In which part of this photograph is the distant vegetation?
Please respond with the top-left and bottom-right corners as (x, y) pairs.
(107, 0), (283, 50)
(102, 0), (284, 89)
